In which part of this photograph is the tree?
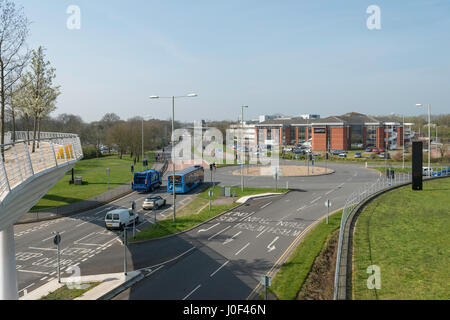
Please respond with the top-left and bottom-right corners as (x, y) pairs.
(0, 0), (30, 148)
(21, 46), (60, 152)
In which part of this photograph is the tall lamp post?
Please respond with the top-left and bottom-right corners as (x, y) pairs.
(241, 106), (248, 192)
(416, 104), (431, 177)
(141, 115), (152, 170)
(150, 94), (197, 222)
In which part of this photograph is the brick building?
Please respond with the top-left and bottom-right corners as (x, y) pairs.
(254, 112), (414, 151)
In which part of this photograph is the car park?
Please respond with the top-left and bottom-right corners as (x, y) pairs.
(105, 209), (139, 230)
(143, 196), (167, 210)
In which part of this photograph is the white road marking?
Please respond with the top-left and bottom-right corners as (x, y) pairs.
(210, 261), (230, 278)
(235, 243), (251, 256)
(297, 205), (307, 212)
(182, 284), (202, 300)
(267, 237), (280, 253)
(18, 270), (50, 275)
(224, 231), (242, 245)
(29, 247), (57, 252)
(239, 211), (256, 222)
(208, 226), (232, 241)
(325, 189), (334, 195)
(260, 202), (272, 209)
(18, 283), (35, 294)
(198, 223), (220, 233)
(256, 227), (268, 239)
(310, 197), (321, 204)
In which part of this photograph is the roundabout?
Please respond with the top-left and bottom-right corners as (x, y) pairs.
(231, 165), (335, 177)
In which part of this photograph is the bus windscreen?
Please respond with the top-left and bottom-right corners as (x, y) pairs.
(168, 176), (182, 185)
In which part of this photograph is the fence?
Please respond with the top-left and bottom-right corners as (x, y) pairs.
(0, 131), (83, 203)
(333, 169), (449, 300)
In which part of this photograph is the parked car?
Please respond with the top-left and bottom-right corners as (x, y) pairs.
(143, 196), (167, 210)
(365, 147), (373, 152)
(338, 153), (347, 158)
(283, 147), (293, 152)
(379, 152), (390, 159)
(379, 148), (385, 153)
(354, 152), (362, 158)
(105, 209), (139, 230)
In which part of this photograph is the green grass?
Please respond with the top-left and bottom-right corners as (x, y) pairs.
(269, 210), (342, 300)
(132, 186), (289, 242)
(40, 282), (101, 300)
(32, 154), (155, 210)
(353, 177), (450, 300)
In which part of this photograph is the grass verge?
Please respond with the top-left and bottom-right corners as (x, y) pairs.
(353, 177), (450, 300)
(39, 282), (101, 300)
(32, 154), (154, 210)
(268, 210), (342, 300)
(132, 186), (288, 242)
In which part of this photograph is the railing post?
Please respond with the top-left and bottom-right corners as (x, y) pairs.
(0, 156), (11, 192)
(50, 140), (58, 167)
(23, 142), (34, 176)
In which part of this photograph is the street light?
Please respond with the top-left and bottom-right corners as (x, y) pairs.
(241, 106), (248, 192)
(150, 93), (198, 222)
(141, 115), (152, 169)
(416, 104), (431, 177)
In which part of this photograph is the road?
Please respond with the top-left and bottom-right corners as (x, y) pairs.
(15, 159), (380, 299)
(114, 161), (380, 300)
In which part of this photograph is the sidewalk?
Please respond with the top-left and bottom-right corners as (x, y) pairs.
(20, 271), (142, 300)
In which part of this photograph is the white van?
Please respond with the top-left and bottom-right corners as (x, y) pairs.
(105, 209), (139, 230)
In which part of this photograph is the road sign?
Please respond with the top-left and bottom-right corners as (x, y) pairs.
(325, 200), (332, 208)
(261, 275), (271, 287)
(53, 234), (61, 246)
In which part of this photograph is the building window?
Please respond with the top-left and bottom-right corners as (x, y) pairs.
(297, 127), (306, 142)
(267, 129), (272, 140)
(351, 125), (364, 150)
(290, 128), (296, 145)
(366, 125), (376, 148)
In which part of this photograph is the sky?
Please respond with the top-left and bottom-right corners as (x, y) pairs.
(15, 0), (450, 123)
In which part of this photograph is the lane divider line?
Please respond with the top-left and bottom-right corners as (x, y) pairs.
(210, 260), (230, 278)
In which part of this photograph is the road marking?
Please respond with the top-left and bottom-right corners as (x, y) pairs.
(18, 269), (50, 275)
(42, 231), (65, 242)
(296, 205), (307, 212)
(29, 247), (57, 252)
(235, 242), (251, 256)
(208, 226), (231, 241)
(256, 227), (268, 239)
(239, 211), (256, 222)
(267, 237), (280, 253)
(310, 197), (321, 204)
(224, 231), (242, 245)
(325, 189), (334, 195)
(182, 284), (202, 300)
(260, 202), (272, 209)
(18, 283), (35, 294)
(210, 261), (230, 278)
(198, 223), (220, 233)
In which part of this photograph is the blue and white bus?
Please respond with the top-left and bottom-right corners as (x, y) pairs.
(167, 166), (204, 194)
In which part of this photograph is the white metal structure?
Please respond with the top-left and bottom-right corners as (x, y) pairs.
(0, 131), (83, 300)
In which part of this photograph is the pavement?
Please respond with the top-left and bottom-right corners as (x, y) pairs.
(15, 158), (381, 300)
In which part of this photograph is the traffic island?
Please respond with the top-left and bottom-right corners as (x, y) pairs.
(232, 165), (334, 177)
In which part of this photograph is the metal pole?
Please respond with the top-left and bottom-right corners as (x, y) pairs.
(403, 115), (405, 169)
(124, 228), (127, 276)
(241, 106), (244, 192)
(142, 118), (144, 168)
(57, 240), (61, 283)
(326, 203), (329, 224)
(428, 104), (431, 177)
(172, 96), (176, 222)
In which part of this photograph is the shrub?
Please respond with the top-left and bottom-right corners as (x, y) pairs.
(82, 145), (100, 159)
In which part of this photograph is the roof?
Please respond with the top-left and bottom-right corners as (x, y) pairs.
(135, 169), (158, 175)
(255, 117), (309, 126)
(169, 166), (203, 176)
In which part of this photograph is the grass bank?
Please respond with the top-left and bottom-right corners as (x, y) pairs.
(40, 282), (101, 300)
(32, 154), (155, 210)
(353, 177), (450, 300)
(269, 210), (342, 300)
(132, 186), (288, 242)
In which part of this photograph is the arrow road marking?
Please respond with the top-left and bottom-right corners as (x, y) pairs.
(267, 237), (280, 253)
(224, 231), (242, 245)
(198, 223), (220, 233)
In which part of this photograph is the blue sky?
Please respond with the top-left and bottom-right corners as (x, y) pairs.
(16, 0), (450, 122)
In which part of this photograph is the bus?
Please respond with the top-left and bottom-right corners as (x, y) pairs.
(167, 166), (204, 194)
(132, 169), (162, 192)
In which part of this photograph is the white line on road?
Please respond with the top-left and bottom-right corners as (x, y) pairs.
(224, 231), (242, 244)
(325, 189), (334, 195)
(297, 205), (307, 212)
(235, 243), (251, 256)
(198, 223), (220, 233)
(310, 197), (321, 204)
(239, 211), (256, 222)
(208, 226), (231, 241)
(260, 202), (272, 209)
(210, 261), (230, 278)
(18, 270), (50, 275)
(182, 284), (202, 300)
(29, 247), (57, 251)
(267, 236), (280, 253)
(18, 283), (35, 294)
(42, 231), (65, 242)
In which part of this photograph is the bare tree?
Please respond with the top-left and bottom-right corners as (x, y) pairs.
(0, 0), (30, 148)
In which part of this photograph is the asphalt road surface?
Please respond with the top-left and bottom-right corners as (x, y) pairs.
(15, 159), (380, 299)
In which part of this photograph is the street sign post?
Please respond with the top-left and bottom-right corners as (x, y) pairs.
(107, 168), (110, 190)
(272, 167), (281, 191)
(261, 275), (271, 300)
(52, 232), (61, 283)
(208, 190), (213, 210)
(131, 201), (137, 239)
(123, 228), (128, 276)
(325, 199), (332, 224)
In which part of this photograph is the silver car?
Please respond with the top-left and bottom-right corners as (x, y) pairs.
(143, 196), (166, 210)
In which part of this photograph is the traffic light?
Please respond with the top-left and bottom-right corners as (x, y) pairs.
(210, 164), (213, 172)
(325, 153), (329, 160)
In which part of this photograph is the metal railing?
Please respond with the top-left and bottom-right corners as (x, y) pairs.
(333, 168), (450, 299)
(0, 131), (83, 202)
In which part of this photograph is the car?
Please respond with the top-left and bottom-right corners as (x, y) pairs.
(379, 148), (385, 153)
(283, 147), (293, 152)
(338, 153), (347, 158)
(105, 209), (139, 230)
(143, 196), (166, 210)
(365, 147), (373, 152)
(354, 152), (362, 158)
(379, 152), (390, 159)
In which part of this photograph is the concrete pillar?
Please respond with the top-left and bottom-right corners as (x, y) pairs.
(0, 224), (18, 300)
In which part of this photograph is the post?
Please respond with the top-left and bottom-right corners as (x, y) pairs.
(57, 240), (61, 284)
(403, 115), (405, 169)
(153, 206), (157, 226)
(326, 203), (329, 225)
(172, 96), (176, 222)
(428, 104), (431, 177)
(142, 118), (144, 166)
(0, 225), (18, 300)
(123, 228), (127, 276)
